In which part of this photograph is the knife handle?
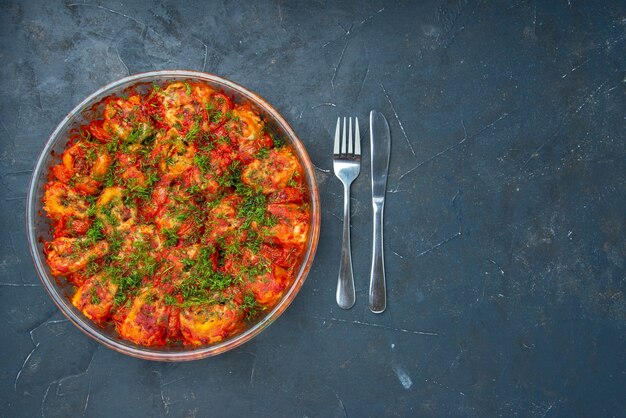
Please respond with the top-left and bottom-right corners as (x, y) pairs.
(369, 202), (386, 313)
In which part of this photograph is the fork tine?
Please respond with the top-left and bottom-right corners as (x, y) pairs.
(354, 117), (361, 155)
(334, 117), (341, 154)
(341, 117), (347, 154)
(348, 117), (353, 154)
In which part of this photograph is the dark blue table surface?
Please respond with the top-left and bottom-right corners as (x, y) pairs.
(1, 1), (624, 417)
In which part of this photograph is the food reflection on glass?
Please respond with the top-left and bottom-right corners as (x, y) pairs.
(42, 81), (310, 347)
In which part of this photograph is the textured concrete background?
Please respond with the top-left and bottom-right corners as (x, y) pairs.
(1, 1), (625, 417)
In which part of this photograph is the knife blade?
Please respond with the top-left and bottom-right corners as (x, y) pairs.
(369, 110), (390, 313)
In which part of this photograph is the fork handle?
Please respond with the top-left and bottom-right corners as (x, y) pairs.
(369, 203), (386, 313)
(336, 182), (356, 309)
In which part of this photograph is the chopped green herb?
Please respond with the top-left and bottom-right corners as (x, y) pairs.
(209, 110), (223, 124)
(86, 218), (105, 243)
(111, 270), (143, 306)
(90, 287), (101, 304)
(100, 205), (119, 226)
(164, 294), (178, 306)
(85, 147), (97, 162)
(146, 170), (159, 187)
(107, 231), (123, 255)
(186, 185), (201, 195)
(225, 110), (239, 121)
(87, 203), (97, 217)
(163, 228), (178, 247)
(272, 134), (285, 148)
(174, 212), (189, 222)
(256, 147), (270, 159)
(193, 154), (211, 174)
(242, 293), (262, 321)
(184, 123), (200, 142)
(106, 138), (119, 153)
(86, 257), (100, 275)
(175, 247), (233, 306)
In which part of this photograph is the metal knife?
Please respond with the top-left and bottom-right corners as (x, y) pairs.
(369, 110), (391, 313)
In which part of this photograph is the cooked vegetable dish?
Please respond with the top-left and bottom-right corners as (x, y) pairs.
(42, 81), (310, 346)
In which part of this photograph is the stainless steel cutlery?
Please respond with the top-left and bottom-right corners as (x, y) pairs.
(332, 112), (390, 312)
(368, 111), (391, 313)
(333, 117), (361, 310)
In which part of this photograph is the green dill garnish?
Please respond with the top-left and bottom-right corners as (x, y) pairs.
(184, 123), (200, 142)
(193, 154), (211, 174)
(164, 294), (178, 306)
(86, 218), (105, 243)
(100, 161), (118, 187)
(85, 147), (97, 162)
(125, 125), (151, 144)
(142, 256), (157, 277)
(242, 293), (262, 321)
(113, 292), (127, 306)
(146, 170), (159, 187)
(238, 191), (267, 230)
(181, 257), (195, 271)
(126, 128), (141, 144)
(144, 292), (157, 304)
(244, 230), (262, 253)
(85, 257), (100, 275)
(118, 272), (142, 291)
(256, 147), (270, 159)
(171, 194), (187, 204)
(141, 133), (156, 147)
(107, 231), (123, 255)
(122, 194), (136, 208)
(186, 185), (200, 195)
(133, 187), (151, 200)
(90, 287), (101, 304)
(229, 160), (241, 172)
(81, 129), (93, 142)
(222, 240), (241, 257)
(163, 228), (178, 247)
(111, 271), (142, 306)
(87, 203), (97, 217)
(100, 205), (119, 227)
(225, 110), (240, 121)
(199, 134), (215, 152)
(237, 261), (269, 283)
(106, 138), (119, 153)
(174, 212), (189, 222)
(272, 134), (285, 148)
(175, 247), (233, 306)
(215, 161), (243, 189)
(126, 180), (151, 200)
(209, 110), (223, 124)
(104, 265), (123, 281)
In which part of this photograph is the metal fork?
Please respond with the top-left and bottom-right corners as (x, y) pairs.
(333, 117), (361, 309)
